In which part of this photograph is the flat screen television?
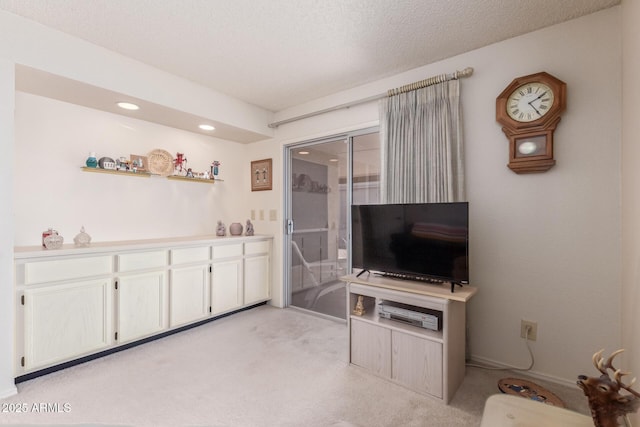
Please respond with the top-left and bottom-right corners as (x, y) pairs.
(351, 202), (469, 287)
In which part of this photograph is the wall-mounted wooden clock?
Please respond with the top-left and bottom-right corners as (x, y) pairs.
(496, 72), (567, 173)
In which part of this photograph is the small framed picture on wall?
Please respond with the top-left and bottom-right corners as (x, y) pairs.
(251, 158), (272, 191)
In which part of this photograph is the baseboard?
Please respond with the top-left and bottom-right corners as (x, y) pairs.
(467, 354), (577, 388)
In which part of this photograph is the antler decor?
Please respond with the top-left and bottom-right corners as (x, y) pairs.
(577, 349), (640, 427)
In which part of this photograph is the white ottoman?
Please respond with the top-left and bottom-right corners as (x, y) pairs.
(480, 394), (593, 427)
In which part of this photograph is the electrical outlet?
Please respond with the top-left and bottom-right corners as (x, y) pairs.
(520, 320), (537, 341)
(251, 210), (256, 220)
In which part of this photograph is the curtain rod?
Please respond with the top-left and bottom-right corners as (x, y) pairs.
(267, 67), (473, 128)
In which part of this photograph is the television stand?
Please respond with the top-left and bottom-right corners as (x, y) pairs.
(341, 273), (477, 403)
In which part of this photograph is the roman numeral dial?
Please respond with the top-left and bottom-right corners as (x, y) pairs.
(506, 82), (555, 123)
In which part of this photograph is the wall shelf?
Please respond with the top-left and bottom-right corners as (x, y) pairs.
(167, 175), (223, 184)
(81, 167), (224, 183)
(80, 167), (151, 178)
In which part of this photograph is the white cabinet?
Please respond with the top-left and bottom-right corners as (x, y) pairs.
(170, 265), (210, 326)
(170, 246), (211, 327)
(211, 259), (243, 315)
(344, 275), (476, 403)
(211, 243), (243, 315)
(244, 255), (270, 305)
(244, 240), (271, 305)
(14, 235), (272, 377)
(117, 271), (167, 343)
(116, 250), (168, 343)
(22, 279), (112, 371)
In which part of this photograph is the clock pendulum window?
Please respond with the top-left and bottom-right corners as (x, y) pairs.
(496, 72), (567, 174)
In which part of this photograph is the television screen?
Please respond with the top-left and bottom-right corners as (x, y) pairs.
(351, 202), (469, 284)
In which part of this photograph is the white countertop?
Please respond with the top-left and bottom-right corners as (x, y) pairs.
(14, 234), (273, 259)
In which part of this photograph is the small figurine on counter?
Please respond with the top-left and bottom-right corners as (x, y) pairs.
(73, 226), (92, 247)
(186, 168), (194, 178)
(246, 219), (254, 236)
(216, 220), (226, 236)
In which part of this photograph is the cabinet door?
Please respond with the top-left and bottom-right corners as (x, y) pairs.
(170, 265), (210, 327)
(117, 271), (167, 343)
(244, 255), (270, 305)
(23, 279), (112, 371)
(350, 318), (391, 377)
(392, 330), (443, 398)
(211, 259), (242, 314)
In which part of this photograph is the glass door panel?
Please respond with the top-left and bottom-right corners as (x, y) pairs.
(285, 129), (379, 320)
(289, 139), (348, 319)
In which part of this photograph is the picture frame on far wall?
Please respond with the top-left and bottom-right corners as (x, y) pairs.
(251, 158), (272, 191)
(130, 154), (149, 172)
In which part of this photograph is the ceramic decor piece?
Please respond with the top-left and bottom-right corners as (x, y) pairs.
(43, 233), (64, 249)
(229, 222), (243, 236)
(85, 152), (98, 168)
(73, 226), (91, 247)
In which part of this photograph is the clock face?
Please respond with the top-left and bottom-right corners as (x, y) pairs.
(506, 82), (555, 123)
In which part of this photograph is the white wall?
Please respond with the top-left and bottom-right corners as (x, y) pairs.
(0, 60), (17, 398)
(622, 0), (640, 424)
(268, 7), (622, 383)
(13, 92), (249, 245)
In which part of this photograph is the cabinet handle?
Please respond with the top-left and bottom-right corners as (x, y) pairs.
(21, 295), (24, 305)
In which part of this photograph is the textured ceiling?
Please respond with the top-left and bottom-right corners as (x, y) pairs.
(0, 0), (621, 112)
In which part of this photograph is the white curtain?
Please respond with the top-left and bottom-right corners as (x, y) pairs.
(380, 79), (465, 204)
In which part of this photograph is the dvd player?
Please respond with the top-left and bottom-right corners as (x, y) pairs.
(378, 301), (442, 331)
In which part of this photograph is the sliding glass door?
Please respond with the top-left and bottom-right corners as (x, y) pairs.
(284, 128), (379, 320)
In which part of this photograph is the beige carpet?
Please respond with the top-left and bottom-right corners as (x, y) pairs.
(0, 306), (589, 427)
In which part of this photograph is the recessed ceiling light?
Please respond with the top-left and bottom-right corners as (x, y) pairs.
(117, 102), (139, 110)
(329, 158), (338, 162)
(298, 151), (309, 155)
(199, 124), (215, 131)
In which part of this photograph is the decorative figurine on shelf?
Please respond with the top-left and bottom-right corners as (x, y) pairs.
(186, 168), (194, 178)
(85, 152), (98, 168)
(116, 157), (130, 171)
(174, 153), (187, 175)
(211, 160), (221, 179)
(577, 349), (640, 427)
(42, 228), (64, 249)
(42, 228), (56, 247)
(246, 220), (254, 236)
(353, 295), (366, 316)
(216, 221), (226, 236)
(73, 226), (91, 247)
